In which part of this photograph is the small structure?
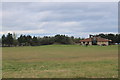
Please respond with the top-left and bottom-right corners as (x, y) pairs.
(80, 35), (111, 46)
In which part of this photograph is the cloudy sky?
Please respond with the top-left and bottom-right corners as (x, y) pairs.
(1, 2), (118, 38)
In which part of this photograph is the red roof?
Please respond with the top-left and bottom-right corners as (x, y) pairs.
(80, 38), (92, 42)
(97, 37), (110, 42)
(80, 37), (110, 42)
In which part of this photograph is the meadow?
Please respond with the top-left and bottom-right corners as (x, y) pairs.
(2, 45), (118, 78)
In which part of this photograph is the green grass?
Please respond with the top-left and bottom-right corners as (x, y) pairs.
(2, 45), (118, 78)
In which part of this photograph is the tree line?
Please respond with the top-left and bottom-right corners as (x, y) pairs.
(1, 33), (82, 47)
(0, 33), (120, 47)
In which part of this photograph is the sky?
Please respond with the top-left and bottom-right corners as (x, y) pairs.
(1, 0), (119, 2)
(1, 2), (118, 38)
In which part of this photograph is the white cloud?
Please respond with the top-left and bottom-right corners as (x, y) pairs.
(1, 2), (118, 37)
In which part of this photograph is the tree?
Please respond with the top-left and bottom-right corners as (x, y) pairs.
(73, 37), (81, 43)
(26, 35), (32, 46)
(0, 38), (2, 47)
(39, 36), (54, 45)
(12, 33), (18, 46)
(18, 35), (26, 46)
(116, 34), (120, 44)
(6, 33), (13, 47)
(13, 33), (17, 40)
(2, 34), (6, 46)
(31, 36), (39, 46)
(97, 33), (106, 38)
(54, 34), (73, 44)
(107, 34), (116, 44)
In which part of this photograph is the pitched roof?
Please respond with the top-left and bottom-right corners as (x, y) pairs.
(96, 37), (110, 42)
(80, 38), (92, 42)
(80, 37), (110, 42)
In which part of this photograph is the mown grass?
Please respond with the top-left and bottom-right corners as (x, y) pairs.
(2, 45), (118, 78)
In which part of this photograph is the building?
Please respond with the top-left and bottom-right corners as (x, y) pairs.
(80, 35), (111, 46)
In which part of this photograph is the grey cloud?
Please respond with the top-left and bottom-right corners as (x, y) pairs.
(2, 2), (118, 37)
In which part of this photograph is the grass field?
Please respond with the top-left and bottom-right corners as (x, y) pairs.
(2, 45), (118, 78)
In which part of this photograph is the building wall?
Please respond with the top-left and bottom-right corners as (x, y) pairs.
(81, 41), (108, 45)
(89, 42), (92, 45)
(81, 42), (92, 45)
(97, 42), (108, 46)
